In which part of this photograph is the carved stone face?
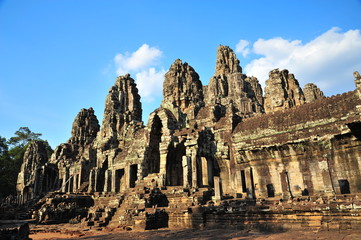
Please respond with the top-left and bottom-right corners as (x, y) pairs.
(354, 71), (361, 79)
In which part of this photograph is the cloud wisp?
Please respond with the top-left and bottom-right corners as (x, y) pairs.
(236, 27), (361, 95)
(114, 44), (165, 102)
(235, 39), (250, 57)
(135, 68), (166, 102)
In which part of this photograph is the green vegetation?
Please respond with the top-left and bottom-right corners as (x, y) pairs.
(0, 127), (52, 199)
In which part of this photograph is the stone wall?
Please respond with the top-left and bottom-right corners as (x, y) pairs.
(234, 90), (359, 142)
(231, 90), (361, 199)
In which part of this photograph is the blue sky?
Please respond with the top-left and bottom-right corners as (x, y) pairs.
(1, 0), (361, 148)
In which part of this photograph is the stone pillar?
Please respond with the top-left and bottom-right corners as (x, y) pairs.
(61, 176), (65, 192)
(67, 170), (72, 193)
(111, 169), (116, 192)
(94, 169), (99, 192)
(213, 176), (221, 201)
(61, 170), (68, 192)
(182, 156), (190, 188)
(69, 175), (74, 193)
(78, 166), (83, 190)
(201, 157), (208, 186)
(88, 169), (95, 193)
(104, 170), (110, 192)
(159, 148), (168, 175)
(245, 168), (255, 199)
(191, 153), (198, 188)
(235, 170), (243, 195)
(160, 173), (166, 187)
(73, 174), (78, 193)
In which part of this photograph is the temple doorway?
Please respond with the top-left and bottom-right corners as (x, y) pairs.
(166, 142), (185, 186)
(147, 115), (162, 174)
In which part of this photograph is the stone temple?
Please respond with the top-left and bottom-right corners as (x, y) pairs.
(12, 45), (361, 231)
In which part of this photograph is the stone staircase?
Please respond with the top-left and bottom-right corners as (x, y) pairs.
(15, 191), (56, 220)
(81, 193), (122, 229)
(13, 174), (214, 230)
(164, 186), (213, 228)
(106, 174), (214, 230)
(107, 173), (160, 229)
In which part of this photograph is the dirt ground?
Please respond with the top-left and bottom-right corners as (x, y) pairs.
(29, 224), (361, 240)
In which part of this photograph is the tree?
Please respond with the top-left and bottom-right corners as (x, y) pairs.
(0, 127), (52, 199)
(0, 136), (15, 198)
(0, 136), (8, 155)
(8, 127), (42, 147)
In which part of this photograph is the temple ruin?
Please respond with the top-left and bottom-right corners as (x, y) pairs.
(10, 45), (361, 231)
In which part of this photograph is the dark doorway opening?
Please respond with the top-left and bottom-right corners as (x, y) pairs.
(129, 164), (137, 188)
(241, 170), (247, 193)
(115, 169), (125, 192)
(338, 179), (350, 194)
(147, 115), (162, 174)
(302, 188), (309, 196)
(96, 160), (108, 192)
(206, 158), (214, 187)
(166, 142), (185, 186)
(199, 156), (215, 187)
(249, 168), (256, 199)
(267, 184), (275, 197)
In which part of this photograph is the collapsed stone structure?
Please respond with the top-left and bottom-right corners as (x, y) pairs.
(14, 45), (361, 231)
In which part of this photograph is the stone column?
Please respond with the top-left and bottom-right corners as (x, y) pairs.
(201, 157), (208, 186)
(94, 169), (99, 192)
(182, 156), (190, 188)
(235, 170), (243, 195)
(111, 169), (116, 192)
(61, 170), (69, 192)
(73, 174), (78, 193)
(69, 175), (74, 193)
(88, 169), (95, 193)
(104, 170), (109, 192)
(213, 176), (221, 201)
(159, 147), (168, 175)
(78, 166), (83, 190)
(245, 168), (255, 199)
(191, 153), (198, 188)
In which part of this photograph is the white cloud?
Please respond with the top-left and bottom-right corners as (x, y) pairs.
(114, 44), (163, 75)
(242, 27), (361, 95)
(114, 44), (165, 102)
(135, 68), (166, 102)
(235, 40), (250, 57)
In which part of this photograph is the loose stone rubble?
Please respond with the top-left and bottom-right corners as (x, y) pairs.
(7, 46), (361, 234)
(0, 221), (30, 240)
